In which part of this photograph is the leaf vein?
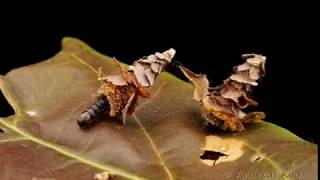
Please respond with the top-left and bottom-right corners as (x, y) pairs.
(0, 137), (28, 143)
(0, 119), (147, 180)
(245, 143), (290, 180)
(133, 115), (175, 180)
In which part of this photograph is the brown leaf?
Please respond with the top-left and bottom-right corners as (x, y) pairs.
(220, 85), (243, 103)
(130, 63), (150, 87)
(242, 53), (266, 77)
(112, 59), (136, 86)
(129, 49), (176, 88)
(140, 55), (157, 63)
(151, 63), (161, 73)
(237, 63), (251, 71)
(103, 75), (128, 86)
(155, 48), (176, 62)
(230, 72), (258, 86)
(249, 67), (260, 80)
(179, 66), (209, 101)
(144, 69), (156, 86)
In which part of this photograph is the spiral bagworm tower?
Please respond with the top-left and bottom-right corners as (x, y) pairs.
(78, 49), (176, 128)
(180, 54), (266, 131)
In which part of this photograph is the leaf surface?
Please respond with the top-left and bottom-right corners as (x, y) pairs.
(0, 38), (317, 180)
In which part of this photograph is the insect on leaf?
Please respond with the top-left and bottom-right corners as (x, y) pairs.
(94, 49), (175, 125)
(179, 54), (266, 131)
(0, 38), (317, 180)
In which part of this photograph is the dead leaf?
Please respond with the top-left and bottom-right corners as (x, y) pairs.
(230, 73), (258, 86)
(103, 75), (128, 86)
(151, 63), (161, 73)
(129, 48), (176, 87)
(144, 69), (156, 86)
(130, 63), (150, 87)
(220, 85), (243, 103)
(179, 66), (209, 101)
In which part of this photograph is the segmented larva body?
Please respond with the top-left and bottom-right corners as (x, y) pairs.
(77, 98), (110, 128)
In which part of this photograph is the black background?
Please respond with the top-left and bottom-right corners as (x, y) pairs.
(0, 5), (318, 143)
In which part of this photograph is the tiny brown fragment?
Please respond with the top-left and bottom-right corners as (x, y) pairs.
(96, 82), (136, 118)
(177, 65), (209, 101)
(94, 171), (113, 180)
(180, 54), (266, 131)
(96, 49), (175, 124)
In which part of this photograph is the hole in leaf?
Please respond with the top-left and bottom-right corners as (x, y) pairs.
(0, 90), (15, 117)
(200, 150), (228, 165)
(0, 128), (4, 133)
(250, 154), (264, 162)
(201, 136), (244, 166)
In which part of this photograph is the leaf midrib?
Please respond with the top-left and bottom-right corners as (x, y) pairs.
(70, 50), (175, 179)
(1, 38), (314, 180)
(0, 118), (147, 180)
(133, 115), (174, 180)
(0, 46), (174, 180)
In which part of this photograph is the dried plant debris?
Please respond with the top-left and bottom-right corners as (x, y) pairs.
(180, 54), (266, 131)
(94, 171), (113, 180)
(78, 49), (176, 127)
